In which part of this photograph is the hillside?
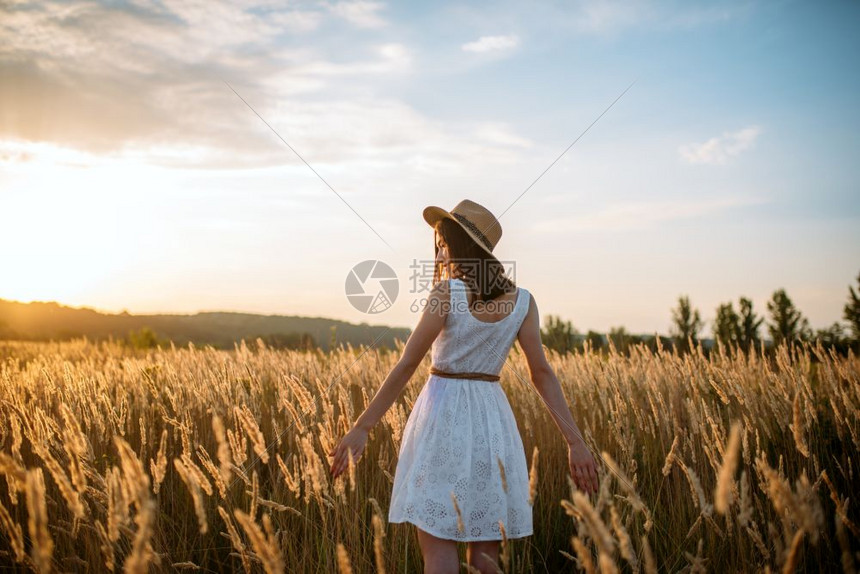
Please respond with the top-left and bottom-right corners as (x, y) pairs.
(0, 298), (412, 351)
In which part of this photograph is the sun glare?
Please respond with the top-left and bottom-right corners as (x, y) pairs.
(0, 140), (164, 306)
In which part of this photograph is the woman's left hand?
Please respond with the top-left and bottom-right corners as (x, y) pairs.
(328, 426), (368, 479)
(568, 439), (599, 494)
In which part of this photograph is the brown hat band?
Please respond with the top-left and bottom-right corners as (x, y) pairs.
(452, 213), (493, 252)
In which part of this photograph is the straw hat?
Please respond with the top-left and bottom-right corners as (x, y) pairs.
(422, 199), (502, 257)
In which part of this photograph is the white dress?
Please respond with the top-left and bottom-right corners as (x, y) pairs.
(388, 277), (534, 541)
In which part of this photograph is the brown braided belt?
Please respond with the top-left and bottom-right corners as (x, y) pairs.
(429, 365), (500, 382)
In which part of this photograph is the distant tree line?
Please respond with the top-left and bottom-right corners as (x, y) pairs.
(541, 270), (860, 357)
(121, 327), (318, 351)
(0, 300), (409, 352)
(246, 332), (317, 351)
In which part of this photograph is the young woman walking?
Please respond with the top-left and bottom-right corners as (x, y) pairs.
(329, 199), (598, 573)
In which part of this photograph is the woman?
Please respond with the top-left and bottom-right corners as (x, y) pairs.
(329, 199), (598, 573)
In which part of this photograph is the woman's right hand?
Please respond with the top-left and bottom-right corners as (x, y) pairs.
(568, 439), (599, 494)
(328, 425), (369, 480)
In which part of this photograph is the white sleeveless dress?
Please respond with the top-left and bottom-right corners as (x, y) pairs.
(388, 277), (534, 541)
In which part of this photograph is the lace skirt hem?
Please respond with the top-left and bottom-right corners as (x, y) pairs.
(388, 516), (533, 542)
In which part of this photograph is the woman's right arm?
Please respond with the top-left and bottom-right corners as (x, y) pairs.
(352, 280), (449, 432)
(329, 281), (449, 478)
(516, 295), (599, 493)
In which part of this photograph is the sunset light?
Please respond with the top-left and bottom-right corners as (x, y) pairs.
(1, 2), (859, 572)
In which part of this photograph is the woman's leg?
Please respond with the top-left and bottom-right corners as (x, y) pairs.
(466, 540), (500, 573)
(416, 526), (460, 574)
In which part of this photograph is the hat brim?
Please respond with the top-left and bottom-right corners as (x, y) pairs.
(422, 205), (496, 257)
(422, 205), (451, 227)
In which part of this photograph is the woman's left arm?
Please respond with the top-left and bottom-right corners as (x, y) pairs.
(516, 295), (599, 493)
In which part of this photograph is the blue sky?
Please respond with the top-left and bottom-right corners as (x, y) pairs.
(1, 0), (858, 337)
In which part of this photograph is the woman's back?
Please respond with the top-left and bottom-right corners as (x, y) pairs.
(430, 278), (531, 377)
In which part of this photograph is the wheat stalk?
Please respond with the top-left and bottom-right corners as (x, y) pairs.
(336, 542), (354, 574)
(714, 422), (742, 514)
(233, 510), (285, 574)
(212, 414), (232, 486)
(174, 458), (208, 534)
(0, 499), (25, 563)
(571, 535), (596, 574)
(25, 467), (53, 574)
(528, 446), (539, 506)
(371, 511), (387, 574)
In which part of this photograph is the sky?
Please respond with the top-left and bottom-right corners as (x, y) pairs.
(1, 0), (858, 337)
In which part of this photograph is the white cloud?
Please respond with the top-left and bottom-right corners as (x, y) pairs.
(462, 34), (520, 53)
(268, 9), (325, 33)
(0, 1), (422, 167)
(251, 98), (531, 172)
(268, 43), (411, 80)
(574, 1), (642, 34)
(537, 195), (770, 232)
(327, 1), (387, 28)
(447, 1), (754, 39)
(473, 122), (533, 148)
(378, 43), (411, 68)
(580, 0), (755, 34)
(0, 87), (533, 172)
(678, 125), (763, 165)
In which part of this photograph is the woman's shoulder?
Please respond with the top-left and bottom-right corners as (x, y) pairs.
(520, 285), (537, 314)
(428, 278), (456, 301)
(516, 284), (532, 309)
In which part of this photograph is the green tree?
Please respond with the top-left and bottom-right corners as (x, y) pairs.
(329, 325), (338, 351)
(248, 333), (317, 351)
(814, 322), (846, 350)
(738, 297), (764, 352)
(608, 326), (639, 355)
(670, 295), (703, 353)
(126, 327), (166, 349)
(541, 314), (578, 354)
(713, 302), (741, 349)
(767, 289), (811, 346)
(642, 334), (675, 354)
(585, 330), (605, 353)
(844, 271), (860, 344)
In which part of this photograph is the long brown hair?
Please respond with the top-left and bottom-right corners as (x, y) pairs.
(432, 218), (516, 303)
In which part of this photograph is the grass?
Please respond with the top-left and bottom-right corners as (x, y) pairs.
(0, 337), (857, 572)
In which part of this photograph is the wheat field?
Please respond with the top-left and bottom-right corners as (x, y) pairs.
(0, 338), (857, 573)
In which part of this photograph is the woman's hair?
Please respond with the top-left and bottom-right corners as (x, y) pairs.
(433, 218), (516, 302)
